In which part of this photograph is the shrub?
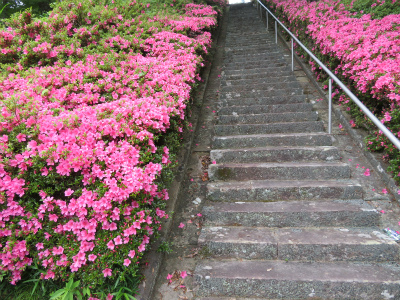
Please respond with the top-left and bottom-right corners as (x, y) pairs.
(0, 0), (223, 298)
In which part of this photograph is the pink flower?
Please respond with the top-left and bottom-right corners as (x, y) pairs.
(102, 268), (112, 277)
(138, 243), (146, 252)
(16, 133), (26, 142)
(212, 161), (216, 164)
(107, 241), (115, 250)
(197, 213), (202, 217)
(181, 271), (187, 279)
(114, 235), (122, 245)
(338, 124), (342, 129)
(123, 259), (131, 266)
(36, 243), (44, 250)
(64, 188), (74, 197)
(382, 188), (388, 194)
(128, 250), (136, 258)
(166, 273), (173, 280)
(88, 254), (97, 261)
(178, 222), (185, 228)
(364, 169), (370, 176)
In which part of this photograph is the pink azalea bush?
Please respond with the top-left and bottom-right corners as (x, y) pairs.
(0, 0), (222, 297)
(264, 0), (400, 183)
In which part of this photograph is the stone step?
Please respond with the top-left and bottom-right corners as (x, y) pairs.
(217, 111), (318, 125)
(226, 32), (269, 37)
(223, 67), (293, 76)
(199, 226), (398, 262)
(224, 49), (280, 56)
(207, 180), (363, 201)
(202, 200), (376, 227)
(213, 132), (332, 149)
(224, 56), (284, 65)
(224, 44), (277, 50)
(208, 162), (350, 181)
(222, 76), (298, 86)
(224, 61), (289, 71)
(224, 62), (289, 72)
(219, 90), (304, 102)
(210, 146), (339, 163)
(214, 121), (324, 136)
(219, 95), (307, 107)
(224, 73), (296, 81)
(218, 103), (313, 116)
(224, 53), (282, 62)
(224, 39), (272, 45)
(196, 298), (262, 300)
(195, 260), (400, 299)
(220, 82), (302, 93)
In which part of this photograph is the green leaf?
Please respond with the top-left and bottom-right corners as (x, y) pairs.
(50, 289), (66, 299)
(72, 280), (80, 289)
(75, 291), (83, 300)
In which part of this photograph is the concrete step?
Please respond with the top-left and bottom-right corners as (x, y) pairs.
(224, 55), (285, 64)
(224, 39), (273, 46)
(224, 45), (279, 53)
(224, 73), (296, 81)
(219, 89), (303, 101)
(218, 103), (313, 116)
(224, 61), (289, 71)
(210, 146), (339, 163)
(199, 226), (398, 262)
(207, 180), (363, 201)
(224, 63), (289, 72)
(213, 133), (332, 149)
(208, 162), (350, 181)
(224, 53), (283, 62)
(202, 200), (377, 227)
(214, 121), (324, 136)
(219, 95), (307, 107)
(223, 67), (293, 77)
(196, 298), (262, 300)
(195, 260), (400, 299)
(221, 76), (297, 86)
(217, 111), (318, 125)
(220, 82), (302, 93)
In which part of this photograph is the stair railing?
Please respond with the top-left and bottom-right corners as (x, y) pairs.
(255, 0), (400, 150)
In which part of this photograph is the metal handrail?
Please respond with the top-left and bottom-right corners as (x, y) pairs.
(256, 0), (400, 150)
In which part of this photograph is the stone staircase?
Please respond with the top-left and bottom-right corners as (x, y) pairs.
(193, 3), (400, 299)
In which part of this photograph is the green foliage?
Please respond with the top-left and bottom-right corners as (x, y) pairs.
(0, 0), (54, 19)
(50, 278), (90, 300)
(340, 0), (400, 19)
(111, 287), (137, 300)
(157, 241), (173, 254)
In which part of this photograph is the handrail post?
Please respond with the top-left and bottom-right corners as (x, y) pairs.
(275, 21), (277, 44)
(266, 10), (269, 31)
(291, 38), (294, 72)
(328, 78), (332, 134)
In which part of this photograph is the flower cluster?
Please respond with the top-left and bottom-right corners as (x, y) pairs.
(0, 0), (219, 295)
